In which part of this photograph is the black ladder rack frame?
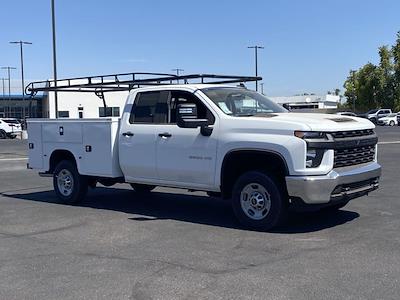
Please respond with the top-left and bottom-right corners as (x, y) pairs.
(25, 72), (262, 96)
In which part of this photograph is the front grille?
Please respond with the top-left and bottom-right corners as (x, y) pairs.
(330, 129), (374, 139)
(334, 145), (375, 168)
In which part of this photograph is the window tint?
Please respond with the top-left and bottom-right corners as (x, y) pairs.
(58, 111), (69, 118)
(99, 107), (120, 117)
(130, 91), (169, 124)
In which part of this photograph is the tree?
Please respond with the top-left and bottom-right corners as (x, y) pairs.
(393, 32), (400, 110)
(343, 31), (400, 112)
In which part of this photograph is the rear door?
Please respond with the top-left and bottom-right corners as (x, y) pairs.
(118, 91), (169, 182)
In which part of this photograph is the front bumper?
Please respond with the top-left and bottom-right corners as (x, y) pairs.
(285, 162), (381, 204)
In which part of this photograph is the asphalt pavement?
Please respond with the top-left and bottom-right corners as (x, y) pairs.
(0, 127), (399, 300)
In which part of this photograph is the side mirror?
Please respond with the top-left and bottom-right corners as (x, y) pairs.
(176, 103), (213, 136)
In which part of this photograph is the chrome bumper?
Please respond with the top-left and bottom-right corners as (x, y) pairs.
(285, 162), (381, 204)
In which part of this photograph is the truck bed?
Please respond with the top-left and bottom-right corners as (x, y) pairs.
(27, 118), (123, 178)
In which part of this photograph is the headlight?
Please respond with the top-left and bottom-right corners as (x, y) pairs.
(294, 131), (328, 140)
(306, 148), (324, 168)
(294, 131), (326, 168)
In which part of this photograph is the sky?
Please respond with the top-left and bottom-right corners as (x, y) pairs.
(0, 0), (400, 96)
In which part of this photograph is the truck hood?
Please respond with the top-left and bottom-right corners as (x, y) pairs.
(252, 113), (375, 131)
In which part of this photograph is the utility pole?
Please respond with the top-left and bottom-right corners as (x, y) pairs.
(172, 68), (184, 84)
(10, 40), (32, 118)
(51, 0), (58, 118)
(1, 66), (17, 118)
(247, 45), (264, 91)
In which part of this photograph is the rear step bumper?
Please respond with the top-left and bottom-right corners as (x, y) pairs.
(285, 162), (381, 205)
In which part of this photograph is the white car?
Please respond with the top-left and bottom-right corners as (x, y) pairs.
(1, 118), (22, 133)
(377, 113), (398, 126)
(0, 119), (18, 139)
(26, 72), (382, 230)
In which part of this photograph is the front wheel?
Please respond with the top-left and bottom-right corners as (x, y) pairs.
(389, 120), (395, 126)
(231, 171), (287, 230)
(0, 130), (6, 139)
(53, 160), (88, 204)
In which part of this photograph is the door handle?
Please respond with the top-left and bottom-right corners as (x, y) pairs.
(122, 132), (134, 137)
(158, 132), (172, 138)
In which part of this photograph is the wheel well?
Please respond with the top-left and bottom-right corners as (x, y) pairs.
(49, 150), (77, 173)
(220, 150), (288, 199)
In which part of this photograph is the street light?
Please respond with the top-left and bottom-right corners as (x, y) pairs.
(1, 67), (17, 118)
(51, 0), (58, 118)
(172, 68), (184, 84)
(10, 40), (32, 117)
(247, 45), (264, 91)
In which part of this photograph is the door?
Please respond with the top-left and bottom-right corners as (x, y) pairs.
(119, 91), (169, 182)
(156, 91), (218, 188)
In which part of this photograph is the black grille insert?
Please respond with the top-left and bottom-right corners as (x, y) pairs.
(334, 145), (375, 168)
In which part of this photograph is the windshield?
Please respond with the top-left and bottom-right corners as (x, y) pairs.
(201, 87), (287, 116)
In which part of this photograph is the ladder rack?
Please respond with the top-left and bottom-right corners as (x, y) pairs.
(25, 72), (262, 96)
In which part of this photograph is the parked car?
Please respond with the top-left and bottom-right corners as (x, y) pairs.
(0, 119), (17, 139)
(26, 72), (381, 230)
(1, 118), (22, 133)
(377, 113), (399, 126)
(336, 112), (356, 117)
(359, 109), (392, 123)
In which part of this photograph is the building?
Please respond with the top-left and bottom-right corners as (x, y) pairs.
(269, 94), (340, 110)
(0, 94), (44, 119)
(44, 90), (129, 118)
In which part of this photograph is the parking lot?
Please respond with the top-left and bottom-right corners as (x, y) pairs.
(0, 126), (399, 300)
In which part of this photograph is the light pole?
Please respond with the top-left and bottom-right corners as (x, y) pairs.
(1, 78), (7, 98)
(172, 68), (184, 84)
(51, 0), (58, 118)
(1, 66), (17, 118)
(248, 45), (264, 91)
(10, 41), (32, 117)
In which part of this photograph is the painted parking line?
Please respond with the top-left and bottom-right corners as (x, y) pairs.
(0, 157), (28, 161)
(378, 141), (400, 145)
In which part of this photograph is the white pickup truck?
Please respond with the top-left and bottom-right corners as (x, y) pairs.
(26, 73), (381, 230)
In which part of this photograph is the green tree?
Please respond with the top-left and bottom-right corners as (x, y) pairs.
(393, 31), (400, 110)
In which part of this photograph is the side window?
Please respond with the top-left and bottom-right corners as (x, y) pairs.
(129, 91), (169, 124)
(169, 91), (215, 125)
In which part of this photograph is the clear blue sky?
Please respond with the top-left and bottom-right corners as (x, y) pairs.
(1, 0), (399, 96)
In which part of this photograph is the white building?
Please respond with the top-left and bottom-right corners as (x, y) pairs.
(269, 94), (340, 110)
(43, 90), (129, 118)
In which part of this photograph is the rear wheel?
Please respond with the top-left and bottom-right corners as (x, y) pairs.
(130, 183), (156, 193)
(389, 120), (395, 126)
(231, 171), (287, 230)
(53, 160), (88, 204)
(0, 130), (6, 139)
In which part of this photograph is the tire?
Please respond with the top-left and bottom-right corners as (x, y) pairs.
(53, 160), (88, 204)
(130, 183), (156, 193)
(0, 130), (6, 139)
(389, 121), (395, 126)
(231, 171), (287, 230)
